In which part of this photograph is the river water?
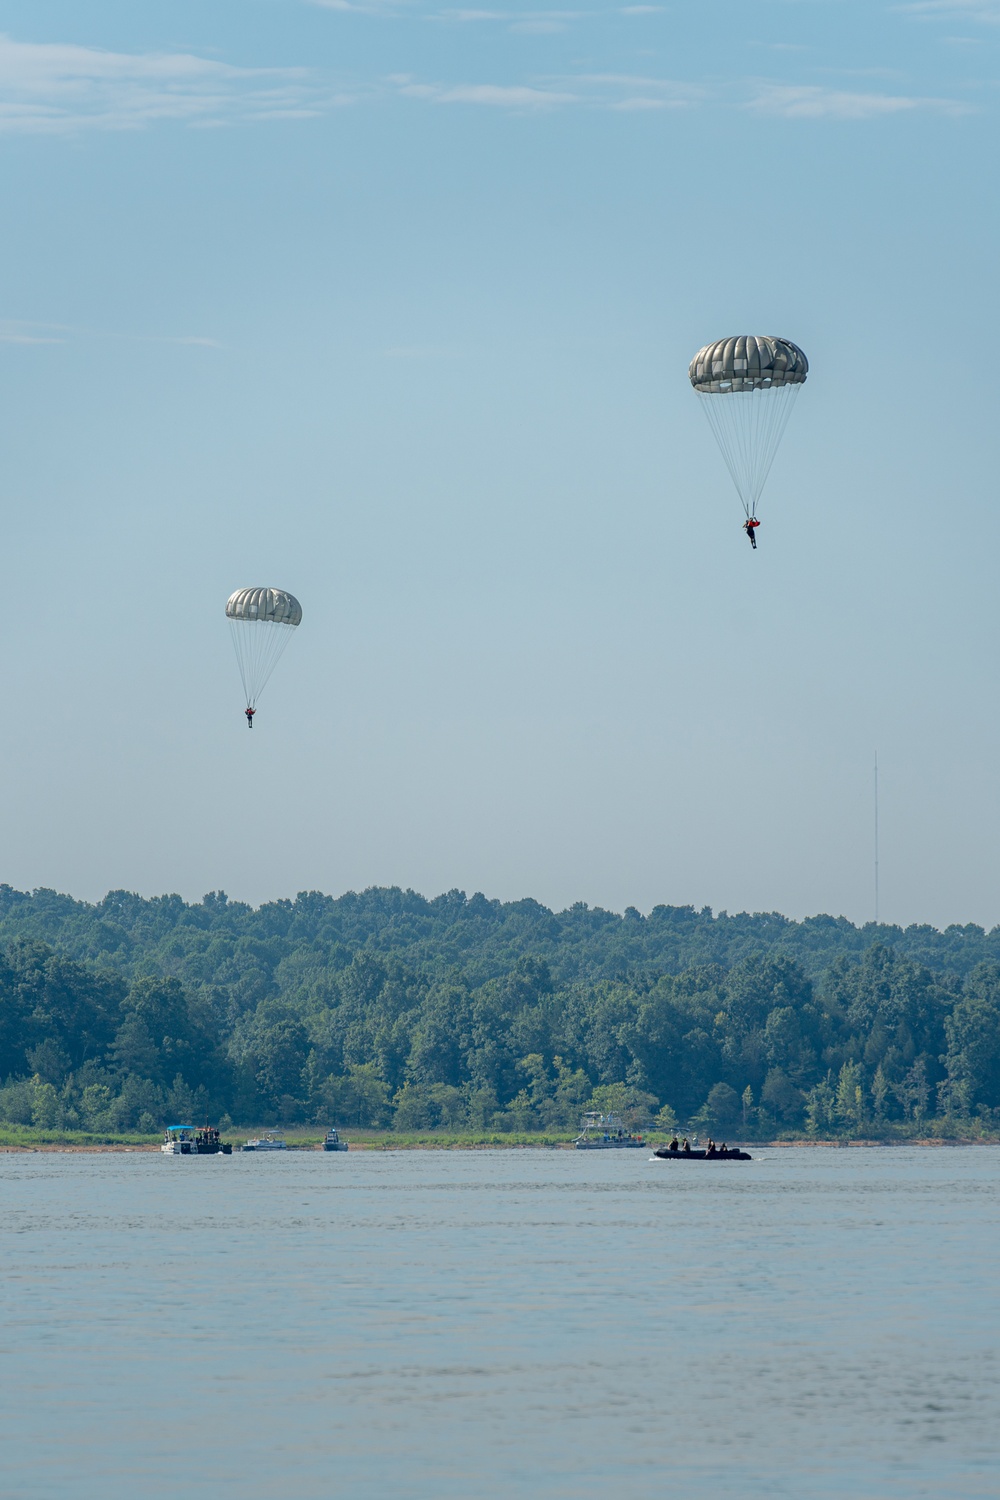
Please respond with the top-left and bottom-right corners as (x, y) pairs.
(2, 1145), (998, 1498)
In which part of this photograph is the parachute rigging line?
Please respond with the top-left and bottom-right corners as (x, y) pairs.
(225, 587), (303, 712)
(688, 335), (808, 523)
(698, 383), (802, 519)
(228, 619), (297, 709)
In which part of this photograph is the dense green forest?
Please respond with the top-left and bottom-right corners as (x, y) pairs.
(1, 883), (999, 1136)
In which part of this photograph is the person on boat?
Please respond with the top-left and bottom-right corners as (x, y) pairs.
(706, 1139), (717, 1157)
(744, 516), (760, 550)
(668, 1137), (679, 1153)
(719, 1142), (728, 1156)
(681, 1138), (691, 1154)
(245, 706), (255, 729)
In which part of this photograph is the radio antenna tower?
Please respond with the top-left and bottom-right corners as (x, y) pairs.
(874, 751), (880, 925)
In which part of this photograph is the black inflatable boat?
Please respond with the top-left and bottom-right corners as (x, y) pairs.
(653, 1146), (752, 1161)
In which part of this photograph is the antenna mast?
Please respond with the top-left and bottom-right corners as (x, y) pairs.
(874, 751), (880, 925)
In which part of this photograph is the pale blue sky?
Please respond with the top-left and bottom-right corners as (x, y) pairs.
(0, 0), (997, 925)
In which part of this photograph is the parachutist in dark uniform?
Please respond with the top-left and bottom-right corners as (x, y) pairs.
(744, 517), (760, 550)
(245, 707), (255, 729)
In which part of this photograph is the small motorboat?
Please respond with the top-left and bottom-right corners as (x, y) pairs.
(161, 1125), (198, 1155)
(653, 1145), (752, 1161)
(321, 1127), (348, 1152)
(196, 1126), (233, 1156)
(242, 1133), (287, 1152)
(574, 1111), (646, 1149)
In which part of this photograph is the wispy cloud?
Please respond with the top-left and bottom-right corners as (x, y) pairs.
(0, 33), (321, 133)
(0, 328), (67, 345)
(306, 0), (408, 11)
(432, 9), (582, 30)
(0, 30), (979, 137)
(750, 84), (970, 119)
(576, 72), (703, 108)
(396, 72), (960, 118)
(394, 69), (700, 110)
(899, 0), (1000, 20)
(393, 75), (576, 106)
(0, 318), (222, 348)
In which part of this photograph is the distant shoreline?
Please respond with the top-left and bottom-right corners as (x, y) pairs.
(2, 1134), (998, 1154)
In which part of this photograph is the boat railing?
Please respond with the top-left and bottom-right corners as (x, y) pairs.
(576, 1111), (644, 1139)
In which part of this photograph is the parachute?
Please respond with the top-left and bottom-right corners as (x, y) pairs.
(225, 587), (302, 714)
(689, 335), (808, 521)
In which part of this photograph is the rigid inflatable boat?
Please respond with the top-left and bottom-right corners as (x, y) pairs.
(653, 1146), (752, 1161)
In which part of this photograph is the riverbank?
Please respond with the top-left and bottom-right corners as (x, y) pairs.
(2, 1125), (998, 1151)
(0, 1127), (581, 1151)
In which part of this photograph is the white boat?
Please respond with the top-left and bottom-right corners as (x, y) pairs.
(322, 1127), (348, 1152)
(242, 1133), (287, 1152)
(574, 1111), (646, 1150)
(161, 1125), (198, 1155)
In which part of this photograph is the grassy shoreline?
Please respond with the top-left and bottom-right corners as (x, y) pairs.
(2, 1125), (999, 1151)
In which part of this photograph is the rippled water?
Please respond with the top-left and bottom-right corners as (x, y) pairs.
(2, 1145), (998, 1498)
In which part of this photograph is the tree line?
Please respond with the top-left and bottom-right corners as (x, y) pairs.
(0, 883), (998, 1134)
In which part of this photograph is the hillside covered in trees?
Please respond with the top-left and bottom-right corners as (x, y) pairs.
(1, 883), (999, 1136)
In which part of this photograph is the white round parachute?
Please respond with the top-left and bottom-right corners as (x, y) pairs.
(225, 587), (302, 710)
(689, 335), (808, 520)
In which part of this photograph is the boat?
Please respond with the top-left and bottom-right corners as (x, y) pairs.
(574, 1111), (646, 1149)
(321, 1127), (348, 1152)
(161, 1125), (198, 1155)
(242, 1133), (287, 1152)
(196, 1126), (233, 1156)
(653, 1145), (752, 1161)
(162, 1124), (232, 1155)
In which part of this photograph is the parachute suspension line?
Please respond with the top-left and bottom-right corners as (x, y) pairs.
(225, 589), (302, 718)
(700, 394), (751, 518)
(748, 382), (800, 516)
(698, 384), (801, 519)
(228, 620), (297, 709)
(229, 620), (253, 706)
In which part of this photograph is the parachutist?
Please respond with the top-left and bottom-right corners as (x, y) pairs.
(245, 707), (255, 728)
(744, 517), (760, 549)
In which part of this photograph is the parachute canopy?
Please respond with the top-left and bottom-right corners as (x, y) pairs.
(226, 587), (302, 710)
(689, 335), (808, 519)
(226, 587), (302, 627)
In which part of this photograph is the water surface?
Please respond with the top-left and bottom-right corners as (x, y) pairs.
(2, 1145), (998, 1498)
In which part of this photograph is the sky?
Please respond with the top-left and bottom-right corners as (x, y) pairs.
(0, 0), (998, 926)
